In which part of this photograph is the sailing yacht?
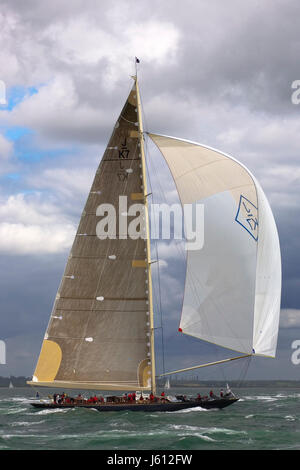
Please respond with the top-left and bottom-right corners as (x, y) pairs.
(28, 68), (281, 412)
(165, 378), (170, 391)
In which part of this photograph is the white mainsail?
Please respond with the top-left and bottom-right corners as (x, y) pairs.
(149, 134), (281, 359)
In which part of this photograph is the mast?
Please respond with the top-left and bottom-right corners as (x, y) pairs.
(135, 74), (157, 395)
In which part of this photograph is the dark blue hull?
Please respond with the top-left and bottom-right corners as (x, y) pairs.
(31, 397), (238, 412)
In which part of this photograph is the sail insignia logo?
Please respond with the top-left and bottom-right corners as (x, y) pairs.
(235, 195), (258, 241)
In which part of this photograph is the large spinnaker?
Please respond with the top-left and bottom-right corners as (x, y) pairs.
(27, 83), (153, 391)
(252, 179), (281, 357)
(149, 133), (281, 358)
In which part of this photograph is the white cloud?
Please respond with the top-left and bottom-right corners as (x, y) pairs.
(0, 10), (180, 143)
(26, 165), (95, 199)
(124, 20), (180, 65)
(0, 10), (51, 87)
(42, 17), (180, 88)
(0, 11), (22, 85)
(43, 19), (116, 66)
(0, 222), (74, 254)
(0, 193), (76, 254)
(4, 75), (89, 138)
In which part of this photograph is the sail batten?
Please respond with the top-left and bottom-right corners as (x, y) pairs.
(27, 380), (152, 392)
(149, 133), (281, 358)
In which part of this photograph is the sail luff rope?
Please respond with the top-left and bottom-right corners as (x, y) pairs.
(139, 89), (166, 379)
(144, 135), (166, 377)
(142, 134), (185, 379)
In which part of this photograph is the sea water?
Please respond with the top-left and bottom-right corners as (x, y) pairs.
(0, 387), (299, 451)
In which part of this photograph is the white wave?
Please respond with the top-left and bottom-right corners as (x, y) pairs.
(167, 423), (246, 442)
(243, 395), (278, 402)
(4, 407), (28, 415)
(1, 434), (48, 440)
(11, 397), (32, 403)
(169, 424), (202, 431)
(35, 408), (70, 415)
(285, 415), (296, 421)
(172, 424), (246, 436)
(180, 433), (216, 442)
(275, 392), (300, 399)
(204, 427), (247, 436)
(166, 406), (208, 414)
(10, 420), (45, 427)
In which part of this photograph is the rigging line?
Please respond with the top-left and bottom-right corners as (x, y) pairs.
(156, 250), (165, 375)
(237, 355), (252, 388)
(145, 137), (186, 264)
(147, 147), (163, 318)
(144, 135), (188, 377)
(144, 134), (166, 376)
(146, 147), (165, 371)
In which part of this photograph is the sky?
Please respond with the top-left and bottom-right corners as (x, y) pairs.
(0, 0), (300, 381)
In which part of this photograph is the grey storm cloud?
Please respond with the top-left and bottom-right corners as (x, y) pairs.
(0, 0), (300, 378)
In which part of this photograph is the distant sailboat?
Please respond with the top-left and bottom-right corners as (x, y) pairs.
(9, 380), (14, 389)
(164, 378), (170, 390)
(28, 66), (281, 412)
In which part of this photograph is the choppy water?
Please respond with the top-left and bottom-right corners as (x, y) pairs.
(0, 387), (299, 451)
